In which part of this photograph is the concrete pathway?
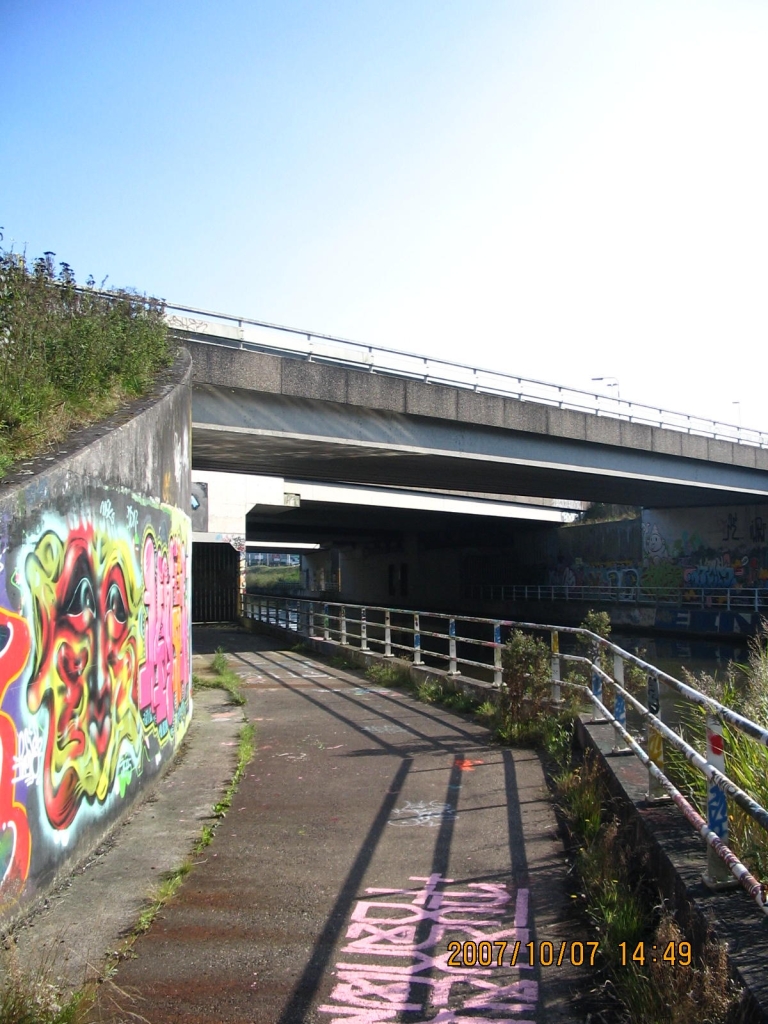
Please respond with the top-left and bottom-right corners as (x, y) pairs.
(104, 629), (590, 1024)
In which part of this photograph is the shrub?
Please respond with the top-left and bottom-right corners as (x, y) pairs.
(0, 245), (171, 477)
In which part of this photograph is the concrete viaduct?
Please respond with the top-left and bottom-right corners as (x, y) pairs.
(169, 309), (768, 628)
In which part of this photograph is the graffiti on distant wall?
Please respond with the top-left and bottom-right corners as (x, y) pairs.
(549, 506), (768, 594)
(0, 488), (191, 902)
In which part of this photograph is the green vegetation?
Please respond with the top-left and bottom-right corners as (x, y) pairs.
(576, 502), (642, 523)
(364, 661), (413, 688)
(212, 723), (256, 819)
(192, 647), (246, 705)
(489, 629), (578, 757)
(246, 564), (301, 590)
(665, 625), (768, 883)
(0, 244), (171, 478)
(556, 753), (738, 1022)
(0, 951), (94, 1024)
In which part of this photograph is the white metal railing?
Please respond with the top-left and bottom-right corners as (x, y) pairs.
(464, 582), (768, 611)
(165, 301), (768, 448)
(243, 591), (768, 916)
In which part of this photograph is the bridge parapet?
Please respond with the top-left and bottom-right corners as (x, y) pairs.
(167, 302), (768, 456)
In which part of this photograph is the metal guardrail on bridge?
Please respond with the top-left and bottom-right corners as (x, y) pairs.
(243, 591), (768, 917)
(166, 301), (768, 448)
(464, 582), (768, 611)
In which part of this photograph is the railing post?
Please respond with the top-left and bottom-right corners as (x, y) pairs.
(550, 631), (560, 701)
(704, 713), (733, 885)
(646, 673), (666, 801)
(591, 642), (603, 722)
(361, 607), (368, 651)
(413, 613), (422, 665)
(448, 618), (459, 675)
(493, 622), (502, 687)
(611, 654), (629, 753)
(384, 609), (392, 657)
(340, 605), (348, 645)
(323, 603), (330, 641)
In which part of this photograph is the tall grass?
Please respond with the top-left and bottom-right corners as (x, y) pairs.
(557, 754), (738, 1023)
(665, 625), (768, 882)
(0, 246), (171, 477)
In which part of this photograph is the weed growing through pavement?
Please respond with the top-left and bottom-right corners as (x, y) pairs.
(192, 647), (245, 706)
(0, 947), (94, 1024)
(364, 661), (412, 688)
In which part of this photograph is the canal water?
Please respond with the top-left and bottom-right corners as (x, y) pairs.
(611, 633), (750, 686)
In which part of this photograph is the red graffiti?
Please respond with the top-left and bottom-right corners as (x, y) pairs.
(0, 606), (32, 886)
(454, 758), (484, 772)
(26, 525), (140, 830)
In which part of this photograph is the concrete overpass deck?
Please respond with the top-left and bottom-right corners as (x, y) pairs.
(178, 319), (768, 508)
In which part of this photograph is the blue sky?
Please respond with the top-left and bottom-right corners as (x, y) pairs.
(4, 1), (768, 430)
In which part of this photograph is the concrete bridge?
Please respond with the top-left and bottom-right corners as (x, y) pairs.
(169, 305), (768, 633)
(170, 305), (768, 510)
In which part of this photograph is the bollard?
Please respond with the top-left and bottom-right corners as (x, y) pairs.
(493, 622), (502, 688)
(361, 607), (368, 651)
(704, 713), (734, 885)
(550, 631), (560, 702)
(591, 642), (603, 722)
(611, 654), (629, 753)
(384, 609), (392, 657)
(414, 613), (422, 665)
(646, 673), (666, 801)
(340, 605), (348, 645)
(323, 603), (330, 641)
(449, 619), (458, 675)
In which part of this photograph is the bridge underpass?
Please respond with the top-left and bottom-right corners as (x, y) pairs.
(180, 316), (768, 638)
(169, 309), (768, 1019)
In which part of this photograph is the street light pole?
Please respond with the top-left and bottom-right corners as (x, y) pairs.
(591, 376), (621, 401)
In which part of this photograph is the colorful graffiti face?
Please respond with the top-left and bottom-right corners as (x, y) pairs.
(25, 526), (142, 830)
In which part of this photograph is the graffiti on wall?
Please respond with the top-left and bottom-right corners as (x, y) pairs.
(548, 507), (768, 595)
(0, 488), (191, 902)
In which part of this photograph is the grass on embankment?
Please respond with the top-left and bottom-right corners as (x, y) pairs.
(245, 564), (301, 589)
(0, 245), (172, 478)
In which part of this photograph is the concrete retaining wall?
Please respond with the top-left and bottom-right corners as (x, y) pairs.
(0, 351), (193, 920)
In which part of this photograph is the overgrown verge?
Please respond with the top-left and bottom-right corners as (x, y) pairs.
(555, 752), (740, 1022)
(0, 243), (171, 478)
(664, 624), (768, 885)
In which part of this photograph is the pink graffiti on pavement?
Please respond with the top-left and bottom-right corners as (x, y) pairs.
(318, 873), (537, 1023)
